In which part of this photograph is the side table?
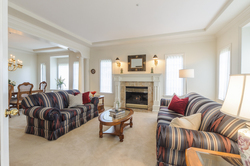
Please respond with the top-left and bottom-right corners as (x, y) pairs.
(96, 95), (105, 113)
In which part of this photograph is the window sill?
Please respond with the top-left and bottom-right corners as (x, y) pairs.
(99, 92), (113, 94)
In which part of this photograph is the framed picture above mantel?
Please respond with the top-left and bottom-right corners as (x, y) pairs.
(128, 54), (146, 71)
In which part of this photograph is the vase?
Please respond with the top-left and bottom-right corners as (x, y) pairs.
(238, 128), (250, 166)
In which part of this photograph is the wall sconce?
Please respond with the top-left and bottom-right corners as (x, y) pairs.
(116, 57), (121, 67)
(153, 55), (158, 66)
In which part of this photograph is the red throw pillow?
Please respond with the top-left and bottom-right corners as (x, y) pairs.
(168, 95), (189, 115)
(82, 91), (91, 104)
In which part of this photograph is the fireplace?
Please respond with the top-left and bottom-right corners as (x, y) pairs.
(126, 86), (148, 109)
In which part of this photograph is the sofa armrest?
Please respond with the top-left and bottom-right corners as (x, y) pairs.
(22, 106), (61, 121)
(157, 124), (239, 154)
(91, 97), (99, 106)
(160, 98), (171, 106)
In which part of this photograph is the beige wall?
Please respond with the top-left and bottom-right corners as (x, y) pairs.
(90, 40), (216, 106)
(8, 48), (38, 90)
(216, 6), (250, 102)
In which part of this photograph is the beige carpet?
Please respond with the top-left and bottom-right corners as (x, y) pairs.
(9, 110), (157, 166)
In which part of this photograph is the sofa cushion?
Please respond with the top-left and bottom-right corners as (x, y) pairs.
(60, 104), (94, 121)
(157, 107), (184, 126)
(157, 124), (240, 154)
(170, 113), (201, 130)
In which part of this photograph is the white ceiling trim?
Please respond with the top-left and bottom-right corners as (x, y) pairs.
(205, 0), (233, 31)
(8, 15), (90, 58)
(216, 5), (250, 37)
(8, 2), (92, 46)
(8, 45), (34, 53)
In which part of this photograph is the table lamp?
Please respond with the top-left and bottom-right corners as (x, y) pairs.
(179, 69), (194, 94)
(220, 74), (250, 166)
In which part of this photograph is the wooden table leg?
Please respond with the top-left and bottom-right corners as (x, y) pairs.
(119, 122), (124, 142)
(99, 122), (103, 138)
(130, 117), (133, 128)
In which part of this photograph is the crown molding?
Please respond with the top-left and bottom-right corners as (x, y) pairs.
(216, 5), (250, 37)
(91, 30), (217, 47)
(205, 0), (234, 31)
(8, 15), (90, 58)
(8, 2), (92, 46)
(33, 46), (66, 53)
(8, 46), (34, 53)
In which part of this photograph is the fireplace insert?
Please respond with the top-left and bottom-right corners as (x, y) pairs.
(126, 86), (148, 109)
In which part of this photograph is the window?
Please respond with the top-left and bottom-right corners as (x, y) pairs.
(165, 54), (184, 96)
(40, 63), (46, 82)
(218, 46), (231, 100)
(58, 63), (69, 90)
(100, 59), (112, 93)
(73, 61), (79, 89)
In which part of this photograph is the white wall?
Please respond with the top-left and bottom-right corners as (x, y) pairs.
(37, 51), (79, 91)
(90, 40), (216, 106)
(216, 6), (250, 102)
(8, 48), (38, 90)
(241, 26), (250, 74)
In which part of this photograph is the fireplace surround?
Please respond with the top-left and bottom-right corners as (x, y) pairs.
(114, 74), (162, 111)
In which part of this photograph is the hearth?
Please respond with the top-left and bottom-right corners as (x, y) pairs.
(126, 86), (148, 109)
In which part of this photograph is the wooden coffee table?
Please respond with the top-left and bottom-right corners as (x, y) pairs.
(98, 108), (134, 142)
(185, 147), (242, 166)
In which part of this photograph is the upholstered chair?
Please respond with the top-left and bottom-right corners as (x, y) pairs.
(10, 82), (33, 115)
(39, 81), (47, 92)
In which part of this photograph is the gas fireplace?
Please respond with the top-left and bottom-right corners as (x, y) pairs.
(126, 86), (148, 109)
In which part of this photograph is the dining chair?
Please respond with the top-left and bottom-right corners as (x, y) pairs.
(10, 82), (33, 115)
(39, 81), (47, 92)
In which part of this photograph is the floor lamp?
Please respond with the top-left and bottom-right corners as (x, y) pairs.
(179, 69), (194, 94)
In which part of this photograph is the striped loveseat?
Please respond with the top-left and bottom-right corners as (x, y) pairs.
(157, 92), (248, 166)
(21, 90), (99, 141)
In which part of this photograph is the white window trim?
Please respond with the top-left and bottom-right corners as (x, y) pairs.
(164, 53), (186, 97)
(217, 44), (232, 101)
(99, 59), (113, 94)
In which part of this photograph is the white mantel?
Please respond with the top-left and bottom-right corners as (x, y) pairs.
(114, 73), (162, 112)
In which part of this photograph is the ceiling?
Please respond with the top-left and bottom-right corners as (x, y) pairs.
(8, 0), (235, 43)
(8, 0), (250, 46)
(8, 28), (67, 52)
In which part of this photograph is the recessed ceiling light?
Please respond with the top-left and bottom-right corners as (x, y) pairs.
(136, 4), (139, 6)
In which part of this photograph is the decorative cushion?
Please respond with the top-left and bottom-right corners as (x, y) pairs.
(170, 113), (201, 130)
(68, 94), (83, 108)
(168, 95), (189, 115)
(74, 92), (80, 96)
(82, 91), (91, 104)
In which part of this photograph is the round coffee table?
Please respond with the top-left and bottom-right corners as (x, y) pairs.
(98, 108), (134, 142)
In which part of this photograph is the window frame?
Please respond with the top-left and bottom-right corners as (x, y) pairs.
(40, 63), (46, 82)
(73, 61), (79, 90)
(217, 44), (232, 101)
(99, 59), (113, 94)
(164, 53), (185, 97)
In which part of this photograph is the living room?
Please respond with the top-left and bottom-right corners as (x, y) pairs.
(1, 0), (250, 166)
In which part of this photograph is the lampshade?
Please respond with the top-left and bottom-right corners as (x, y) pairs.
(221, 74), (250, 120)
(115, 57), (120, 62)
(153, 55), (158, 59)
(179, 69), (194, 78)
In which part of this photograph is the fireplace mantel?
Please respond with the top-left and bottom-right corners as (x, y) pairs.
(114, 73), (162, 112)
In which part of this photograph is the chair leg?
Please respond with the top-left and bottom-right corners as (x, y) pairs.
(17, 104), (20, 116)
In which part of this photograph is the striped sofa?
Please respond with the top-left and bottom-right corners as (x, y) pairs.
(21, 90), (99, 141)
(157, 92), (248, 166)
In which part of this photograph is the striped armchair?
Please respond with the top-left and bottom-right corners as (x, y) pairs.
(21, 90), (99, 141)
(157, 92), (248, 166)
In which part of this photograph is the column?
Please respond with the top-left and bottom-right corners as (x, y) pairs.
(153, 76), (161, 112)
(79, 56), (84, 92)
(114, 76), (121, 107)
(84, 58), (90, 91)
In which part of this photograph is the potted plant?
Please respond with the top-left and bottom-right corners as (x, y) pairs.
(55, 76), (66, 90)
